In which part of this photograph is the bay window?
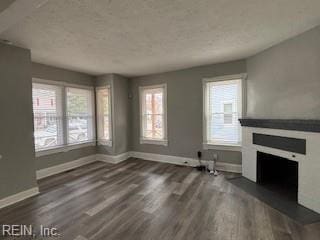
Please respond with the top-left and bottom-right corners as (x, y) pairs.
(32, 79), (95, 154)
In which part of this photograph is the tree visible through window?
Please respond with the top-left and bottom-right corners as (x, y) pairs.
(140, 85), (167, 144)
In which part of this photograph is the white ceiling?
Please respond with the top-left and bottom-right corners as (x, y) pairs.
(1, 0), (320, 77)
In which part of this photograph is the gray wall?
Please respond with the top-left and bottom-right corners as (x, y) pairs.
(130, 60), (246, 164)
(113, 74), (130, 155)
(0, 43), (37, 199)
(95, 74), (130, 155)
(0, 0), (15, 12)
(32, 63), (96, 170)
(32, 62), (94, 86)
(246, 25), (320, 119)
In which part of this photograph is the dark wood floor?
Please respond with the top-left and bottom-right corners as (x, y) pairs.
(1, 158), (320, 240)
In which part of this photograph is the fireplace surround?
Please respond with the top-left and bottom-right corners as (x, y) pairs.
(240, 119), (320, 214)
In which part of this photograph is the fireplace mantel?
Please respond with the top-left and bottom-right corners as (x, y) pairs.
(239, 118), (320, 133)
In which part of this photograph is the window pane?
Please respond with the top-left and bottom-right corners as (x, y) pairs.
(141, 86), (165, 141)
(223, 103), (233, 124)
(224, 103), (233, 113)
(32, 84), (63, 150)
(142, 114), (163, 139)
(67, 87), (94, 144)
(97, 87), (111, 142)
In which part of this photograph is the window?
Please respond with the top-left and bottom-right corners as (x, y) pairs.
(32, 83), (63, 150)
(96, 86), (112, 146)
(32, 80), (95, 153)
(66, 87), (94, 144)
(140, 84), (167, 145)
(203, 76), (243, 148)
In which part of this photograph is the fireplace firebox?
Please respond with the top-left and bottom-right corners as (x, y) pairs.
(257, 151), (298, 201)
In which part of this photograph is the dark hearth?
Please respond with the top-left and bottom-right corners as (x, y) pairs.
(257, 151), (298, 201)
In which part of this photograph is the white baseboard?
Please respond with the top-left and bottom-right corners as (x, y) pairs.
(215, 161), (242, 173)
(0, 151), (239, 210)
(96, 152), (130, 164)
(0, 187), (39, 210)
(36, 151), (241, 181)
(36, 154), (97, 180)
(130, 151), (194, 166)
(130, 151), (242, 173)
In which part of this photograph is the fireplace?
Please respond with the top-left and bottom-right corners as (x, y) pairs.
(257, 151), (298, 201)
(239, 118), (320, 214)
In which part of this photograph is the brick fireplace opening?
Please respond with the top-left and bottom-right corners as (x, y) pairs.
(257, 151), (298, 201)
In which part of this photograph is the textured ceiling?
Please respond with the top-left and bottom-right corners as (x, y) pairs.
(1, 0), (320, 77)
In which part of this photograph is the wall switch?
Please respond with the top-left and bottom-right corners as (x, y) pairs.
(0, 155), (2, 159)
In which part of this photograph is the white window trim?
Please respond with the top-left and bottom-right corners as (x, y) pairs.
(96, 85), (113, 147)
(202, 73), (247, 150)
(140, 139), (168, 146)
(139, 84), (168, 146)
(33, 78), (96, 156)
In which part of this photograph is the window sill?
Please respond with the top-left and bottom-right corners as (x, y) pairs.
(140, 139), (168, 146)
(203, 143), (242, 152)
(35, 141), (96, 157)
(97, 140), (112, 147)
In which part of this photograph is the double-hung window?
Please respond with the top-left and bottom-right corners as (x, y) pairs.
(203, 75), (244, 149)
(66, 87), (94, 144)
(32, 80), (95, 153)
(140, 84), (167, 146)
(96, 86), (112, 146)
(32, 83), (63, 150)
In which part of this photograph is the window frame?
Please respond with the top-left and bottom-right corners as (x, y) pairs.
(96, 85), (112, 147)
(139, 84), (168, 146)
(202, 74), (246, 151)
(32, 78), (96, 157)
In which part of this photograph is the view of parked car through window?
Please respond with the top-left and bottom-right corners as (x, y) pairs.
(66, 87), (93, 144)
(32, 82), (94, 151)
(32, 83), (63, 150)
